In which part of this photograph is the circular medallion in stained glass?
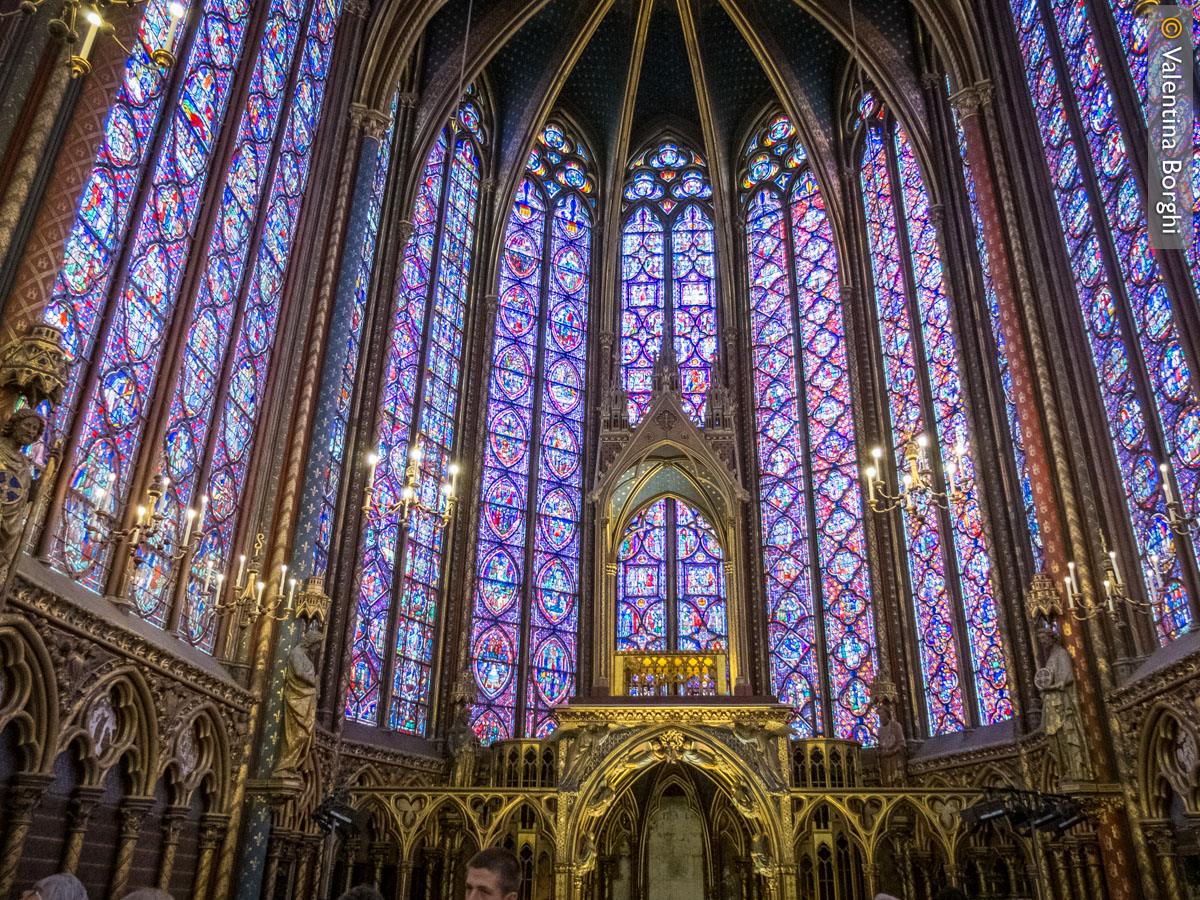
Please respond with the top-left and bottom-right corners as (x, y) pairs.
(479, 549), (520, 614)
(105, 105), (140, 166)
(484, 479), (524, 539)
(539, 489), (577, 549)
(500, 285), (537, 336)
(557, 160), (587, 189)
(541, 423), (579, 478)
(1131, 453), (1159, 503)
(459, 102), (482, 138)
(176, 68), (218, 179)
(541, 124), (568, 150)
(1160, 343), (1189, 400)
(749, 152), (777, 183)
(472, 627), (515, 698)
(1176, 409), (1200, 466)
(766, 115), (794, 145)
(100, 368), (139, 428)
(496, 346), (532, 400)
(489, 410), (526, 466)
(654, 142), (686, 167)
(533, 638), (572, 704)
(545, 360), (582, 413)
(505, 230), (540, 277)
(553, 247), (585, 292)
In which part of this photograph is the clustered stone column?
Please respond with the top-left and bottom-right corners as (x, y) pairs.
(0, 774), (50, 899)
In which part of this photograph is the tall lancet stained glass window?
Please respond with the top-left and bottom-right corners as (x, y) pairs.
(857, 95), (1012, 735)
(741, 115), (876, 743)
(43, 0), (345, 649)
(469, 123), (594, 744)
(347, 96), (488, 733)
(616, 498), (727, 657)
(620, 141), (717, 425)
(1007, 0), (1200, 640)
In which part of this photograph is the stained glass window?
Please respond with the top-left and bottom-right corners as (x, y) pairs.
(620, 141), (717, 425)
(347, 96), (486, 732)
(742, 115), (876, 743)
(1008, 0), (1198, 639)
(615, 498), (727, 653)
(468, 124), (593, 744)
(857, 96), (1012, 734)
(46, 0), (346, 650)
(50, 0), (258, 586)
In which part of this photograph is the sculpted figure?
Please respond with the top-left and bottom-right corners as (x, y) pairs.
(750, 833), (771, 877)
(1035, 627), (1090, 782)
(0, 410), (43, 577)
(559, 724), (604, 788)
(447, 700), (479, 787)
(273, 628), (322, 781)
(877, 702), (908, 787)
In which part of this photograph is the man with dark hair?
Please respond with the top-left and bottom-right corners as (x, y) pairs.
(466, 846), (521, 900)
(336, 886), (384, 900)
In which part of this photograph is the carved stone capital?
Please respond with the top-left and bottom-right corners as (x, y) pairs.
(349, 103), (392, 141)
(927, 203), (945, 233)
(118, 797), (154, 836)
(920, 71), (944, 91)
(396, 92), (419, 110)
(198, 813), (232, 850)
(344, 0), (369, 18)
(949, 81), (995, 119)
(395, 219), (415, 246)
(66, 786), (105, 832)
(5, 774), (51, 823)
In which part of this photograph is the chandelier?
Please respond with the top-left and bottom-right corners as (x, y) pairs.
(2, 1), (186, 77)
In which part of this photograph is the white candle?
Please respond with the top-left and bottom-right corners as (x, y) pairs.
(197, 494), (208, 530)
(182, 507), (196, 547)
(1065, 577), (1075, 608)
(286, 577), (297, 611)
(1103, 579), (1115, 613)
(946, 461), (958, 497)
(164, 2), (186, 48)
(1109, 550), (1122, 587)
(1068, 561), (1079, 593)
(78, 9), (102, 63)
(255, 580), (265, 608)
(1160, 462), (1176, 505)
(864, 466), (877, 503)
(235, 554), (246, 588)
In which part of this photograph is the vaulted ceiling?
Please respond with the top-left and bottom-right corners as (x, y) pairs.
(361, 0), (981, 220)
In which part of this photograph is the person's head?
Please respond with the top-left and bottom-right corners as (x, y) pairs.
(1035, 626), (1061, 649)
(19, 874), (87, 900)
(466, 847), (521, 900)
(4, 409), (43, 447)
(336, 886), (383, 900)
(120, 891), (174, 900)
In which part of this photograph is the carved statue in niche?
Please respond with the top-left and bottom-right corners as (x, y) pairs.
(273, 627), (322, 781)
(558, 723), (606, 789)
(730, 720), (788, 791)
(750, 833), (771, 877)
(447, 698), (479, 787)
(1034, 626), (1090, 782)
(877, 701), (908, 787)
(88, 693), (119, 757)
(0, 409), (44, 578)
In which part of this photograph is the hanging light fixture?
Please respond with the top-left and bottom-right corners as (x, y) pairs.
(1, 0), (187, 78)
